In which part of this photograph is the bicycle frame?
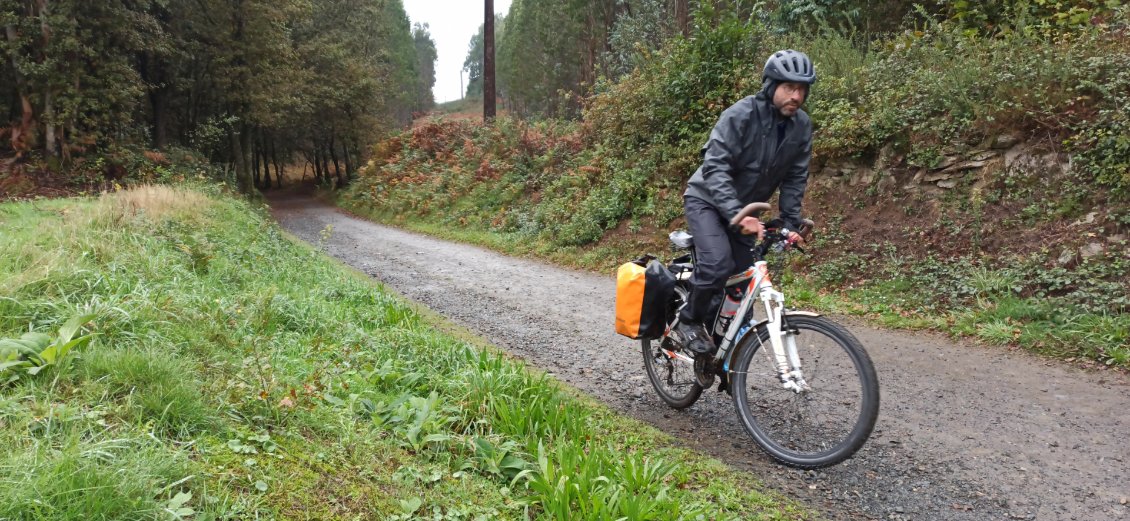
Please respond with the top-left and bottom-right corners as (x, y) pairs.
(665, 253), (812, 393)
(712, 260), (811, 393)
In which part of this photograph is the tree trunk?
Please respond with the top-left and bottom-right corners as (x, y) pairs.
(260, 136), (271, 188)
(44, 91), (56, 157)
(342, 139), (352, 182)
(230, 129), (243, 187)
(146, 52), (171, 151)
(328, 134), (342, 187)
(251, 131), (261, 188)
(583, 10), (596, 91)
(230, 125), (253, 193)
(484, 0), (496, 120)
(4, 24), (34, 156)
(40, 0), (54, 157)
(271, 138), (283, 188)
(319, 143), (330, 184)
(241, 128), (253, 193)
(674, 0), (690, 37)
(256, 131), (268, 188)
(311, 147), (321, 182)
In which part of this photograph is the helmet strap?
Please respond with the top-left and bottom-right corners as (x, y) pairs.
(761, 79), (779, 99)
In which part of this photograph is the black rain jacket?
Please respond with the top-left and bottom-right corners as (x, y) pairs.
(684, 92), (812, 231)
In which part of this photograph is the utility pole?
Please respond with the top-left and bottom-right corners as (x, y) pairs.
(484, 0), (496, 120)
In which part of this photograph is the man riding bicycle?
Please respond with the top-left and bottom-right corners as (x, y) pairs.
(674, 49), (817, 356)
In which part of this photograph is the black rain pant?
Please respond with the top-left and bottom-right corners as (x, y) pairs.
(680, 195), (756, 327)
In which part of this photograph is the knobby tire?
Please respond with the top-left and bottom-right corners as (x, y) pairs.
(730, 315), (879, 468)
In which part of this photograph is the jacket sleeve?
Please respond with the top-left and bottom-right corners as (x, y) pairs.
(778, 125), (811, 231)
(699, 103), (751, 222)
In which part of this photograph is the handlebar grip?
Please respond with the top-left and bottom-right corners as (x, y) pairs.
(730, 202), (772, 227)
(799, 218), (815, 240)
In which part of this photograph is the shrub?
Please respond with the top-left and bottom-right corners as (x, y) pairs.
(344, 5), (1130, 244)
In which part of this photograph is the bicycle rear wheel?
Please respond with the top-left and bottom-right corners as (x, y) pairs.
(730, 315), (879, 468)
(642, 283), (703, 409)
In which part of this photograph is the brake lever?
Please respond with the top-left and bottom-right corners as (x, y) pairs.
(780, 228), (806, 254)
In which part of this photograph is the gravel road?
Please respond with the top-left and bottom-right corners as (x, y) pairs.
(268, 192), (1129, 521)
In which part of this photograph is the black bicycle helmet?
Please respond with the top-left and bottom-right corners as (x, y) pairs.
(763, 49), (817, 84)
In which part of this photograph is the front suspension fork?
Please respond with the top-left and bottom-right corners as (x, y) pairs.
(761, 287), (810, 393)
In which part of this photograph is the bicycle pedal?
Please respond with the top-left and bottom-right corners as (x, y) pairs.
(716, 374), (730, 394)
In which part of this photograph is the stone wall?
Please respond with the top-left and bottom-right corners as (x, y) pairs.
(813, 135), (1070, 194)
(810, 136), (1126, 266)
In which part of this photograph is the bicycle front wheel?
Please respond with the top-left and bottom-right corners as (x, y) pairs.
(730, 315), (879, 468)
(641, 283), (702, 409)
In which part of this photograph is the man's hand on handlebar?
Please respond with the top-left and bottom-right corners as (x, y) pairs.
(736, 216), (764, 239)
(785, 230), (806, 247)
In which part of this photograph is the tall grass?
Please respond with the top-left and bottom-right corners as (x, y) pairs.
(0, 185), (809, 519)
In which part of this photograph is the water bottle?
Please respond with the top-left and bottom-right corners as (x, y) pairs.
(714, 287), (744, 336)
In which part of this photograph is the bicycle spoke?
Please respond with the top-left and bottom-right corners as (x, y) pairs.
(730, 316), (879, 468)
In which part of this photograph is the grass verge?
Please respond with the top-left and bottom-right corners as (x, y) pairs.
(0, 185), (811, 520)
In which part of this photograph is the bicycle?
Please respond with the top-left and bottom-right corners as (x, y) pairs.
(641, 202), (879, 469)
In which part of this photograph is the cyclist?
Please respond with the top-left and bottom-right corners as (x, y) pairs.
(674, 49), (816, 355)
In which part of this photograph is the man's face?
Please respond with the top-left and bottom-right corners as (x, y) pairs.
(773, 82), (808, 117)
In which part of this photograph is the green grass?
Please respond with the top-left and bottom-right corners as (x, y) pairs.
(0, 185), (811, 520)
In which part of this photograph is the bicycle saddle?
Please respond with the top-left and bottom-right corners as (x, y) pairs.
(669, 230), (694, 249)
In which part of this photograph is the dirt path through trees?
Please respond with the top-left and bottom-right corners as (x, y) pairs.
(269, 192), (1129, 521)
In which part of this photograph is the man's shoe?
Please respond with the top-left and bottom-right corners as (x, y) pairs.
(674, 321), (716, 355)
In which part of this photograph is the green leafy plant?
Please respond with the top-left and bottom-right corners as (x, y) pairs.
(526, 440), (685, 521)
(164, 491), (195, 520)
(372, 392), (457, 452)
(471, 437), (531, 483)
(227, 432), (279, 456)
(0, 313), (96, 385)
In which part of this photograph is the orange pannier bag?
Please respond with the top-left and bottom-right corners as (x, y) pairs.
(615, 255), (676, 340)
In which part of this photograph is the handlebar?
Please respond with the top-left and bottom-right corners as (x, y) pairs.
(731, 202), (815, 241)
(730, 202), (772, 227)
(797, 218), (814, 240)
(730, 202), (816, 256)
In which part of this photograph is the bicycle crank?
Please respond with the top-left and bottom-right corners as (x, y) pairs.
(693, 355), (715, 388)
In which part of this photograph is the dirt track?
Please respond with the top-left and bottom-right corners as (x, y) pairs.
(269, 191), (1129, 521)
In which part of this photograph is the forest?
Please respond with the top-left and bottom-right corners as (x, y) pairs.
(1, 0), (436, 193)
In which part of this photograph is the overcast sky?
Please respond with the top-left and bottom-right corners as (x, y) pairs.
(403, 0), (514, 104)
